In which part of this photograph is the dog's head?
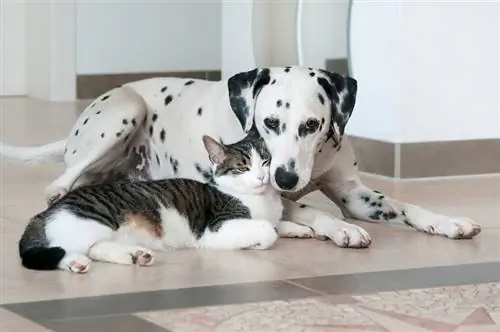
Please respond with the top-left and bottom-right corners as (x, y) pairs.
(228, 66), (357, 192)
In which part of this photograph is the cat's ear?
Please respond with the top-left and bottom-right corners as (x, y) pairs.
(203, 135), (226, 165)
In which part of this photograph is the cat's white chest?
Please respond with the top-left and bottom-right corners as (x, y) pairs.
(239, 191), (283, 226)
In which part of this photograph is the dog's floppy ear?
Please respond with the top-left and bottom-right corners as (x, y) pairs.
(228, 68), (271, 133)
(317, 70), (358, 138)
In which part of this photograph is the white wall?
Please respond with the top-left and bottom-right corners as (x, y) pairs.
(301, 0), (349, 69)
(0, 0), (26, 96)
(346, 1), (402, 142)
(222, 1), (255, 79)
(348, 0), (500, 143)
(76, 0), (221, 75)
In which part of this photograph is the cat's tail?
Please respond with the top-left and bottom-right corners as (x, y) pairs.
(0, 139), (66, 165)
(20, 247), (66, 271)
(18, 216), (66, 270)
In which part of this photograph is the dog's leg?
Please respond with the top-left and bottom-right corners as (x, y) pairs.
(320, 137), (482, 240)
(281, 199), (372, 248)
(45, 87), (147, 204)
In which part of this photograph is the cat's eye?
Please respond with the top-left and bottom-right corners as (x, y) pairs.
(264, 118), (280, 130)
(306, 118), (320, 131)
(232, 167), (248, 174)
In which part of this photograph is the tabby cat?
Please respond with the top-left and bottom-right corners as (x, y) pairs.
(19, 132), (282, 273)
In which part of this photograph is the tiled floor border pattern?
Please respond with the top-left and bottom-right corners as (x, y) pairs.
(3, 261), (500, 331)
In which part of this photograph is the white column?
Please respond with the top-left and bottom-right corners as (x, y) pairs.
(25, 0), (76, 101)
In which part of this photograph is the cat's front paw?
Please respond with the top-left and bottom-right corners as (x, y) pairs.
(130, 247), (155, 266)
(246, 220), (279, 250)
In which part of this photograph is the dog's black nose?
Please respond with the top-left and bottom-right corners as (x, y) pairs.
(275, 167), (299, 191)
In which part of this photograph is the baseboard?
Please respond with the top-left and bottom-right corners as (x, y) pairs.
(76, 70), (221, 99)
(348, 135), (500, 178)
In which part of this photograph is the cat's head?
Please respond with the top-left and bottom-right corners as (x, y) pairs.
(202, 132), (272, 195)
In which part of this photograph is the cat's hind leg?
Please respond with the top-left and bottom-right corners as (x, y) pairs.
(59, 253), (92, 274)
(88, 242), (155, 266)
(198, 219), (278, 250)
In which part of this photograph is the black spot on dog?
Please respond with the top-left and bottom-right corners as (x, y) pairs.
(169, 156), (179, 174)
(101, 95), (110, 101)
(373, 190), (381, 194)
(264, 128), (270, 135)
(271, 79), (276, 85)
(318, 93), (325, 105)
(281, 123), (286, 133)
(100, 133), (105, 138)
(149, 125), (153, 137)
(72, 149), (77, 155)
(161, 86), (167, 93)
(404, 219), (412, 227)
(284, 67), (291, 73)
(197, 107), (203, 116)
(152, 113), (158, 122)
(370, 210), (383, 220)
(360, 194), (370, 203)
(195, 163), (214, 184)
(159, 128), (166, 143)
(131, 118), (137, 126)
(379, 195), (385, 200)
(285, 102), (290, 109)
(90, 103), (96, 108)
(165, 95), (173, 105)
(354, 161), (358, 166)
(185, 80), (195, 86)
(116, 132), (122, 137)
(288, 159), (296, 171)
(295, 135), (299, 141)
(370, 201), (378, 207)
(276, 99), (282, 108)
(401, 210), (407, 217)
(341, 198), (348, 204)
(124, 134), (130, 141)
(376, 202), (382, 208)
(83, 118), (89, 125)
(299, 204), (307, 208)
(308, 67), (313, 70)
(309, 72), (316, 77)
(386, 211), (398, 219)
(122, 119), (128, 125)
(96, 111), (101, 115)
(321, 118), (325, 124)
(74, 129), (79, 136)
(156, 153), (160, 165)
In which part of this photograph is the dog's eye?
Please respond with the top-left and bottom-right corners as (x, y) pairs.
(264, 118), (280, 130)
(306, 119), (320, 131)
(262, 159), (271, 166)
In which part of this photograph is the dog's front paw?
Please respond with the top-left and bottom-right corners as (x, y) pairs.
(314, 218), (372, 249)
(407, 216), (481, 240)
(329, 224), (372, 248)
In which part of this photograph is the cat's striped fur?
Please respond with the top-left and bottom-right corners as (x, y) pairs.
(19, 132), (282, 273)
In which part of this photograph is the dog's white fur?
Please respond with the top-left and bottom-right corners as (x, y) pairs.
(0, 66), (481, 247)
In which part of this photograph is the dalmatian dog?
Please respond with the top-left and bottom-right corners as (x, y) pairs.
(0, 66), (481, 248)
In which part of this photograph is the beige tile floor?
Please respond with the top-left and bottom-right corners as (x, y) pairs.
(1, 97), (500, 306)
